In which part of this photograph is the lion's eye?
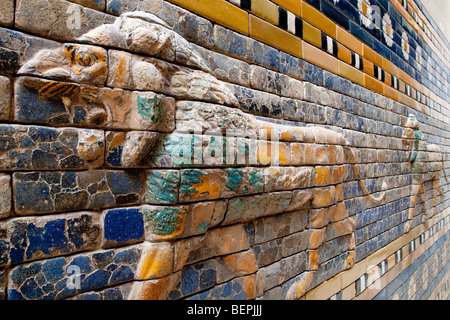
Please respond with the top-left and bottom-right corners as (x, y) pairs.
(74, 50), (96, 67)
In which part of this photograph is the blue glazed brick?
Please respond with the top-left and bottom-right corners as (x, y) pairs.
(14, 78), (74, 125)
(106, 0), (121, 15)
(0, 124), (104, 170)
(349, 20), (373, 48)
(335, 0), (359, 24)
(103, 208), (144, 247)
(301, 60), (323, 85)
(8, 245), (143, 300)
(320, 0), (350, 30)
(41, 258), (65, 284)
(262, 46), (280, 71)
(101, 282), (133, 300)
(280, 52), (302, 79)
(169, 260), (216, 299)
(304, 0), (320, 10)
(2, 213), (101, 267)
(13, 170), (144, 215)
(174, 10), (215, 49)
(373, 38), (391, 60)
(187, 276), (251, 300)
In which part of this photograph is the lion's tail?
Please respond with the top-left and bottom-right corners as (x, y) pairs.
(352, 165), (387, 204)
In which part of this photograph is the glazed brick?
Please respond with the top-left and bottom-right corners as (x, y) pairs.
(280, 271), (313, 299)
(179, 168), (264, 202)
(107, 50), (238, 106)
(15, 0), (116, 41)
(249, 15), (302, 59)
(108, 1), (215, 50)
(0, 76), (11, 120)
(0, 0), (14, 27)
(7, 245), (143, 300)
(68, 0), (106, 11)
(256, 251), (307, 292)
(0, 174), (11, 219)
(13, 170), (143, 215)
(107, 0), (162, 15)
(252, 0), (279, 25)
(316, 235), (354, 266)
(103, 207), (145, 248)
(15, 77), (175, 132)
(254, 210), (308, 244)
(0, 0), (448, 302)
(214, 249), (258, 284)
(0, 28), (60, 75)
(213, 25), (281, 71)
(168, 260), (216, 299)
(230, 84), (309, 121)
(186, 275), (256, 300)
(309, 250), (354, 289)
(175, 101), (258, 137)
(222, 192), (293, 225)
(194, 45), (250, 86)
(272, 0), (301, 16)
(184, 224), (252, 265)
(144, 170), (180, 205)
(142, 205), (188, 241)
(103, 205), (189, 243)
(0, 212), (101, 267)
(169, 0), (249, 35)
(0, 124), (104, 171)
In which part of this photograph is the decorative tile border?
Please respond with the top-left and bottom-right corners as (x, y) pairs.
(305, 208), (450, 300)
(172, 0), (449, 122)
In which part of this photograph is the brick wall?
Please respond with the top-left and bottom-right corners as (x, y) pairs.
(0, 0), (448, 300)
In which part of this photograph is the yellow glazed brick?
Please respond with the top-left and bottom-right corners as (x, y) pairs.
(301, 1), (336, 38)
(364, 277), (386, 300)
(384, 71), (392, 86)
(384, 84), (399, 101)
(302, 40), (338, 74)
(398, 92), (413, 107)
(398, 79), (405, 93)
(341, 283), (356, 300)
(363, 44), (383, 67)
(137, 243), (174, 280)
(302, 21), (322, 48)
(382, 57), (398, 77)
(363, 58), (374, 77)
(364, 74), (384, 95)
(398, 69), (411, 87)
(305, 274), (342, 300)
(338, 61), (364, 86)
(168, 0), (249, 35)
(341, 258), (367, 288)
(337, 43), (352, 65)
(387, 253), (396, 271)
(337, 26), (362, 55)
(251, 0), (279, 25)
(250, 15), (302, 58)
(271, 0), (301, 16)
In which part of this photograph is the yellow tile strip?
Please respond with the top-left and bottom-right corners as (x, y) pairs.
(301, 1), (336, 38)
(271, 0), (301, 16)
(168, 0), (249, 35)
(251, 0), (279, 25)
(302, 40), (337, 74)
(249, 14), (302, 59)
